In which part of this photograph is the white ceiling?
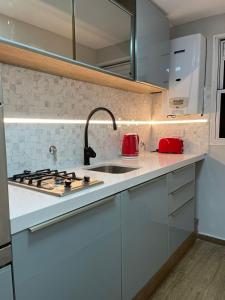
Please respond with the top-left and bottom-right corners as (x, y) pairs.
(153, 0), (225, 25)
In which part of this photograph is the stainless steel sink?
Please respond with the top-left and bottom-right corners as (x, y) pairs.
(86, 165), (139, 174)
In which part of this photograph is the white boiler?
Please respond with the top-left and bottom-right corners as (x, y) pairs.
(166, 34), (206, 115)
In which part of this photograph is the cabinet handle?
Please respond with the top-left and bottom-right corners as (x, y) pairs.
(128, 176), (165, 192)
(29, 196), (115, 233)
(170, 180), (195, 196)
(170, 198), (194, 217)
(171, 164), (194, 174)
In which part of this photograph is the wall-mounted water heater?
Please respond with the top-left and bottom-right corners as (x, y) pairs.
(166, 33), (206, 115)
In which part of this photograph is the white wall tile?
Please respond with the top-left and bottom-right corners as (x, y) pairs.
(150, 94), (209, 154)
(1, 64), (152, 176)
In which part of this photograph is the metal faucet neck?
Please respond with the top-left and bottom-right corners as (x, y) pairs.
(84, 107), (117, 148)
(84, 107), (117, 165)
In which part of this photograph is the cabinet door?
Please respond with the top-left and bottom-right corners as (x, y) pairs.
(0, 1), (73, 59)
(0, 265), (14, 300)
(169, 198), (195, 255)
(136, 0), (170, 88)
(121, 176), (168, 300)
(74, 0), (134, 79)
(12, 195), (121, 300)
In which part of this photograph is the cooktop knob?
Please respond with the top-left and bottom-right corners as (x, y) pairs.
(64, 179), (72, 188)
(83, 176), (90, 183)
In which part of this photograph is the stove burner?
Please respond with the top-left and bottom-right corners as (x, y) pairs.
(55, 177), (64, 185)
(8, 169), (103, 197)
(10, 170), (78, 184)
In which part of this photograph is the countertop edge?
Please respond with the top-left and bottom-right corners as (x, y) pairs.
(10, 153), (206, 235)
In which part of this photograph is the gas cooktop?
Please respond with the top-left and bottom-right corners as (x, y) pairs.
(8, 169), (103, 197)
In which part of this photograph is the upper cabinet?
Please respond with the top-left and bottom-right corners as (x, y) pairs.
(74, 0), (135, 79)
(0, 0), (74, 59)
(135, 0), (170, 88)
(0, 0), (168, 93)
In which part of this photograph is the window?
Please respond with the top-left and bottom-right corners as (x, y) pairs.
(219, 40), (225, 89)
(217, 40), (225, 139)
(211, 36), (225, 144)
(216, 90), (225, 138)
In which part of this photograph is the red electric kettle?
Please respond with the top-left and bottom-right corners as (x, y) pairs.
(122, 133), (139, 157)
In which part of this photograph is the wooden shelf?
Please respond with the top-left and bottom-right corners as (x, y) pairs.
(0, 40), (164, 94)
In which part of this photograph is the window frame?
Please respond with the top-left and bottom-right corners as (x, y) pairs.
(210, 34), (225, 145)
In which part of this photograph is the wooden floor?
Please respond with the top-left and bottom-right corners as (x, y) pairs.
(149, 239), (225, 300)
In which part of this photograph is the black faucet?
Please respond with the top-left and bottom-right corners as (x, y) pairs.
(84, 107), (117, 165)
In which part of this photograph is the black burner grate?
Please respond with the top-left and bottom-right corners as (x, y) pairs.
(9, 169), (82, 188)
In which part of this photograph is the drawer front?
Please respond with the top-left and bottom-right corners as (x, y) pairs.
(169, 181), (195, 214)
(169, 198), (195, 255)
(168, 164), (195, 193)
(0, 265), (13, 300)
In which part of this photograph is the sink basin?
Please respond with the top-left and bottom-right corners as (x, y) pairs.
(86, 165), (139, 174)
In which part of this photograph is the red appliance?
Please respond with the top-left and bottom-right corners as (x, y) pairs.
(158, 138), (184, 154)
(122, 133), (139, 157)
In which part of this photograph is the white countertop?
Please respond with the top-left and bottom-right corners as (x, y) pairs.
(9, 152), (206, 234)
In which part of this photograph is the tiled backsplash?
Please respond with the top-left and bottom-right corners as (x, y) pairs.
(1, 64), (152, 176)
(150, 93), (209, 153)
(2, 64), (210, 176)
(6, 123), (150, 176)
(1, 64), (151, 120)
(150, 123), (209, 153)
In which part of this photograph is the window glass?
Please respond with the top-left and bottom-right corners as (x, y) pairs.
(219, 92), (225, 138)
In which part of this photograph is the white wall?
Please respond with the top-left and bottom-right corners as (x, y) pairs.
(171, 13), (225, 240)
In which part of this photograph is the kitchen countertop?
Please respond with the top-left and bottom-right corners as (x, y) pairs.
(9, 152), (206, 234)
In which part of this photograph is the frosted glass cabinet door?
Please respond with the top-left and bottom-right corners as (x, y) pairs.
(136, 0), (170, 88)
(12, 195), (122, 300)
(74, 0), (134, 79)
(0, 265), (14, 300)
(0, 0), (73, 59)
(121, 176), (169, 300)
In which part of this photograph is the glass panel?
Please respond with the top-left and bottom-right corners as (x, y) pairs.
(219, 40), (225, 89)
(74, 0), (133, 79)
(219, 93), (225, 138)
(222, 40), (225, 58)
(0, 0), (73, 59)
(223, 60), (225, 89)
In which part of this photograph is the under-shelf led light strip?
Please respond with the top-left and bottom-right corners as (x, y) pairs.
(4, 118), (208, 125)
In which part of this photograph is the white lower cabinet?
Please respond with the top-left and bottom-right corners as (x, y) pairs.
(12, 164), (196, 300)
(12, 195), (122, 300)
(0, 265), (14, 300)
(169, 198), (195, 255)
(121, 176), (169, 300)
